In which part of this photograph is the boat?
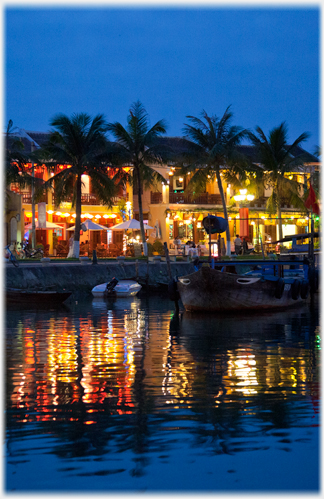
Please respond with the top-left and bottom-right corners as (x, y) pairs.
(6, 288), (72, 306)
(176, 265), (309, 313)
(91, 278), (142, 298)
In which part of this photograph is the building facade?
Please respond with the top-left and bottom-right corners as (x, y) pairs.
(5, 130), (320, 256)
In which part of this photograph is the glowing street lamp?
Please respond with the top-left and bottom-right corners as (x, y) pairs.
(234, 189), (255, 202)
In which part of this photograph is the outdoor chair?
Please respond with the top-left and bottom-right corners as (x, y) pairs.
(107, 244), (119, 257)
(43, 244), (50, 257)
(96, 246), (107, 258)
(79, 244), (89, 256)
(56, 244), (68, 257)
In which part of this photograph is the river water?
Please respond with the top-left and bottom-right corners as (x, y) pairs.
(5, 291), (320, 493)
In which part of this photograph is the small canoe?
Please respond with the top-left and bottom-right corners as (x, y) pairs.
(91, 279), (142, 298)
(6, 288), (72, 306)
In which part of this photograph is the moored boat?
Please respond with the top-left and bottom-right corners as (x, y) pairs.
(91, 279), (142, 298)
(6, 288), (72, 306)
(176, 265), (309, 313)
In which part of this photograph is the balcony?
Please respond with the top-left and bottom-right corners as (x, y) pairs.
(169, 192), (223, 205)
(53, 194), (123, 206)
(22, 193), (47, 204)
(249, 196), (294, 209)
(150, 191), (223, 205)
(249, 196), (267, 208)
(151, 192), (163, 204)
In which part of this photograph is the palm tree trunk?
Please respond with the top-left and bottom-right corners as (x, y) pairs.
(215, 167), (231, 256)
(136, 164), (147, 256)
(72, 173), (82, 258)
(277, 203), (283, 241)
(276, 180), (283, 241)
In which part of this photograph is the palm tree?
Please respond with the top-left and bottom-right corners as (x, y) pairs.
(106, 101), (168, 256)
(39, 113), (117, 258)
(182, 106), (248, 256)
(5, 120), (30, 187)
(247, 122), (310, 240)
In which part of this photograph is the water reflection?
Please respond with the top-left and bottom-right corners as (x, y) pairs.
(5, 294), (320, 491)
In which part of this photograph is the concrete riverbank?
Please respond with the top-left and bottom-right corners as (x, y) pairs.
(5, 260), (194, 296)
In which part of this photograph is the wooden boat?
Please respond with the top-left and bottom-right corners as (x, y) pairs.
(6, 288), (72, 306)
(176, 265), (309, 313)
(91, 279), (142, 298)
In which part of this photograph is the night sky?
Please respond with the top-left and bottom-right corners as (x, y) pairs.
(5, 3), (319, 153)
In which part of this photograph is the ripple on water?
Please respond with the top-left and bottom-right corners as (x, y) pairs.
(5, 294), (320, 492)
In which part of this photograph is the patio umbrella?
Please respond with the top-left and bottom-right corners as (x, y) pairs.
(67, 219), (108, 256)
(111, 219), (154, 230)
(67, 219), (107, 231)
(111, 219), (154, 255)
(25, 220), (63, 230)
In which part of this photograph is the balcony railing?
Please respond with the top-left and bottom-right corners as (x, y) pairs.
(22, 193), (47, 204)
(150, 191), (224, 205)
(52, 194), (123, 206)
(249, 197), (295, 209)
(169, 192), (223, 205)
(151, 192), (163, 204)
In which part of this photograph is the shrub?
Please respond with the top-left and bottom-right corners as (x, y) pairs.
(152, 240), (164, 255)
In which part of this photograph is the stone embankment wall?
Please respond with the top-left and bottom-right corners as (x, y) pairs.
(6, 261), (194, 296)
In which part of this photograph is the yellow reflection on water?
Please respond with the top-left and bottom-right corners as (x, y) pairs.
(7, 304), (319, 422)
(227, 350), (258, 395)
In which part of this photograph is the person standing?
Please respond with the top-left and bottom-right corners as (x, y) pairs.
(67, 234), (74, 258)
(234, 234), (242, 255)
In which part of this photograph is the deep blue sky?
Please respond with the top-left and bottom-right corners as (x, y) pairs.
(5, 6), (319, 153)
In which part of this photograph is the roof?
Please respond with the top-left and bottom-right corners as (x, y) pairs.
(6, 130), (320, 166)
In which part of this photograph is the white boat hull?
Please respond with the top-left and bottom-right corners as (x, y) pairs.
(91, 280), (142, 298)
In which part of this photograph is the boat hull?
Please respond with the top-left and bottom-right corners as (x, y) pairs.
(6, 289), (72, 306)
(177, 266), (307, 312)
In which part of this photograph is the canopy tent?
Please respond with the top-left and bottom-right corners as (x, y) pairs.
(111, 219), (154, 230)
(25, 221), (63, 230)
(67, 219), (107, 231)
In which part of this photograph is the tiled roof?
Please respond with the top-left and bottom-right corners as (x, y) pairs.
(25, 131), (51, 147)
(6, 130), (320, 165)
(158, 137), (320, 164)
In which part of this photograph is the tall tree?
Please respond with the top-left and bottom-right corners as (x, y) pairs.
(248, 122), (310, 240)
(5, 120), (30, 187)
(39, 113), (117, 258)
(182, 106), (248, 256)
(106, 101), (168, 256)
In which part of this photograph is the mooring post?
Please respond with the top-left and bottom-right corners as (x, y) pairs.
(164, 242), (172, 280)
(208, 214), (212, 262)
